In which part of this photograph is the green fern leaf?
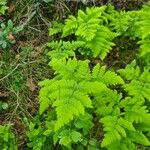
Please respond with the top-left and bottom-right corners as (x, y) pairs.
(47, 40), (85, 60)
(124, 100), (150, 124)
(92, 64), (124, 86)
(61, 6), (117, 59)
(118, 118), (135, 131)
(128, 131), (150, 146)
(118, 60), (140, 80)
(107, 138), (136, 150)
(40, 79), (92, 131)
(63, 15), (78, 37)
(84, 27), (117, 59)
(101, 130), (121, 147)
(100, 116), (135, 147)
(124, 80), (150, 101)
(49, 58), (90, 81)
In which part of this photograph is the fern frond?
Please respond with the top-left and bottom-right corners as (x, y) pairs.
(49, 22), (64, 36)
(119, 61), (150, 102)
(122, 96), (150, 125)
(100, 116), (135, 147)
(47, 40), (85, 60)
(84, 27), (117, 59)
(63, 15), (78, 37)
(95, 89), (121, 116)
(128, 131), (150, 146)
(124, 80), (150, 102)
(107, 138), (136, 150)
(92, 64), (124, 86)
(49, 58), (90, 81)
(61, 6), (117, 59)
(39, 79), (92, 131)
(75, 7), (106, 41)
(135, 5), (150, 57)
(39, 79), (57, 114)
(138, 39), (150, 57)
(118, 60), (140, 80)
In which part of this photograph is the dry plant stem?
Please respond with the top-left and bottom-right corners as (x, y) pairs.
(0, 60), (39, 82)
(9, 90), (20, 121)
(28, 26), (41, 32)
(0, 64), (20, 82)
(9, 89), (34, 122)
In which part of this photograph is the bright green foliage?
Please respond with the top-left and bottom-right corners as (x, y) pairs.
(0, 124), (17, 150)
(93, 76), (150, 149)
(49, 6), (117, 60)
(47, 40), (85, 60)
(118, 61), (150, 102)
(121, 97), (150, 127)
(110, 2), (150, 67)
(74, 112), (94, 135)
(39, 56), (150, 149)
(100, 114), (150, 148)
(27, 122), (47, 150)
(56, 129), (82, 147)
(100, 116), (135, 147)
(39, 57), (124, 132)
(31, 3), (150, 150)
(38, 56), (126, 148)
(39, 79), (92, 131)
(0, 20), (22, 49)
(0, 0), (8, 15)
(110, 10), (139, 38)
(94, 89), (121, 117)
(49, 58), (90, 81)
(135, 3), (150, 57)
(91, 64), (124, 86)
(118, 60), (140, 80)
(48, 21), (64, 36)
(27, 120), (55, 150)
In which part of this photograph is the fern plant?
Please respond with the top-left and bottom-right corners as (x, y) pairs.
(38, 56), (150, 149)
(93, 62), (150, 149)
(110, 2), (150, 68)
(35, 3), (150, 150)
(48, 6), (117, 60)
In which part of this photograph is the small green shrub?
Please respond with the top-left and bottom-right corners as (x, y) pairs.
(0, 101), (8, 111)
(0, 0), (8, 15)
(0, 20), (22, 49)
(0, 124), (17, 150)
(27, 2), (150, 150)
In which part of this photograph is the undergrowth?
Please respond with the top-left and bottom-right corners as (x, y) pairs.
(27, 2), (150, 150)
(0, 0), (150, 150)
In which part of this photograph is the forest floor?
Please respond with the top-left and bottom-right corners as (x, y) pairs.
(0, 0), (149, 149)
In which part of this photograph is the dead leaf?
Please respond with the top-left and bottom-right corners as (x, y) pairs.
(8, 33), (14, 40)
(31, 46), (43, 58)
(0, 91), (9, 98)
(26, 78), (36, 92)
(8, 3), (16, 13)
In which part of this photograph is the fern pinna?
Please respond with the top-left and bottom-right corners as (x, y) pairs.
(36, 4), (150, 150)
